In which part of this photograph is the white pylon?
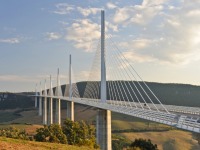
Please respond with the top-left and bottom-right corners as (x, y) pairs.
(55, 68), (61, 125)
(96, 10), (112, 150)
(67, 54), (74, 121)
(48, 75), (53, 125)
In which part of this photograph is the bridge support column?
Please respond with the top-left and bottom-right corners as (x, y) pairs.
(67, 101), (74, 121)
(96, 109), (111, 150)
(43, 97), (47, 125)
(35, 97), (37, 108)
(48, 97), (53, 125)
(39, 97), (42, 116)
(55, 99), (61, 124)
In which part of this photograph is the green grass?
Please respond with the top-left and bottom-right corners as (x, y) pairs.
(115, 130), (200, 150)
(0, 136), (96, 150)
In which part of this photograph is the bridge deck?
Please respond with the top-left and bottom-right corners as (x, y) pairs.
(36, 95), (200, 133)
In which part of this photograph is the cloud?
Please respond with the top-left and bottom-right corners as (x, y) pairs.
(106, 2), (117, 9)
(45, 32), (62, 40)
(77, 7), (100, 17)
(0, 38), (20, 44)
(186, 9), (200, 17)
(109, 0), (200, 65)
(113, 0), (165, 25)
(105, 21), (118, 32)
(53, 3), (74, 15)
(65, 19), (100, 52)
(0, 75), (37, 82)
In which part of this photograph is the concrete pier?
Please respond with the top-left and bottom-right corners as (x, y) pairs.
(48, 97), (53, 125)
(43, 96), (47, 125)
(39, 97), (42, 116)
(96, 109), (111, 150)
(35, 97), (37, 108)
(55, 99), (61, 124)
(67, 101), (74, 121)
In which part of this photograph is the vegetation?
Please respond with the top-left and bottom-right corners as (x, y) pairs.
(128, 138), (158, 150)
(112, 134), (130, 150)
(34, 124), (67, 144)
(0, 136), (94, 150)
(0, 127), (29, 140)
(62, 118), (98, 148)
(34, 119), (98, 148)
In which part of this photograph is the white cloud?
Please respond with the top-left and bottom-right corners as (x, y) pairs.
(77, 7), (100, 17)
(45, 32), (61, 40)
(120, 38), (153, 50)
(0, 38), (20, 44)
(53, 3), (74, 15)
(113, 7), (133, 24)
(65, 19), (100, 52)
(186, 9), (200, 17)
(0, 75), (37, 82)
(105, 21), (118, 32)
(109, 0), (200, 65)
(106, 2), (117, 9)
(121, 51), (156, 63)
(113, 0), (166, 25)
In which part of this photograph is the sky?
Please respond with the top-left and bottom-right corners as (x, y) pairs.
(1, 0), (200, 92)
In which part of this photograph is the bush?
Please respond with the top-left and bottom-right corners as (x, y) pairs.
(62, 118), (98, 148)
(0, 127), (29, 140)
(129, 138), (158, 150)
(34, 124), (67, 144)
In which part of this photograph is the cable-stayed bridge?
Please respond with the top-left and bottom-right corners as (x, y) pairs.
(34, 11), (200, 150)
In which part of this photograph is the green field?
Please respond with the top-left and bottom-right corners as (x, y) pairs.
(0, 136), (95, 150)
(0, 105), (199, 150)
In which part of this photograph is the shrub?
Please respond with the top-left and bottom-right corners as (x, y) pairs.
(34, 124), (67, 144)
(129, 138), (158, 150)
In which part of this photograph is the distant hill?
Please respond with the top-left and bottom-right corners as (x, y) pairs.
(0, 92), (34, 110)
(0, 81), (199, 110)
(74, 81), (200, 107)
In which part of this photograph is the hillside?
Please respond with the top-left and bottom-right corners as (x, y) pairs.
(0, 81), (200, 110)
(77, 81), (200, 107)
(0, 136), (94, 150)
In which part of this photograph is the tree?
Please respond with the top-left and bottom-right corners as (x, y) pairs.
(34, 124), (67, 144)
(62, 118), (98, 148)
(129, 138), (158, 150)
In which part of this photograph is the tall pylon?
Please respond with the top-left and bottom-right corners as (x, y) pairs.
(48, 75), (53, 125)
(96, 10), (112, 150)
(67, 54), (74, 121)
(55, 68), (62, 125)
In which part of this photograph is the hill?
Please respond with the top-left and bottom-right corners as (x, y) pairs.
(0, 81), (200, 110)
(0, 136), (94, 150)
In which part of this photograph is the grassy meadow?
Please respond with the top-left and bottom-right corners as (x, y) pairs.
(0, 104), (199, 150)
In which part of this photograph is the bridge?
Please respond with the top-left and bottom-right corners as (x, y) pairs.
(33, 10), (200, 150)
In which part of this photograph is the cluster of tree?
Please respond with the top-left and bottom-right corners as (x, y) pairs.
(0, 127), (29, 140)
(112, 134), (130, 150)
(34, 119), (99, 148)
(128, 138), (158, 150)
(112, 136), (158, 150)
